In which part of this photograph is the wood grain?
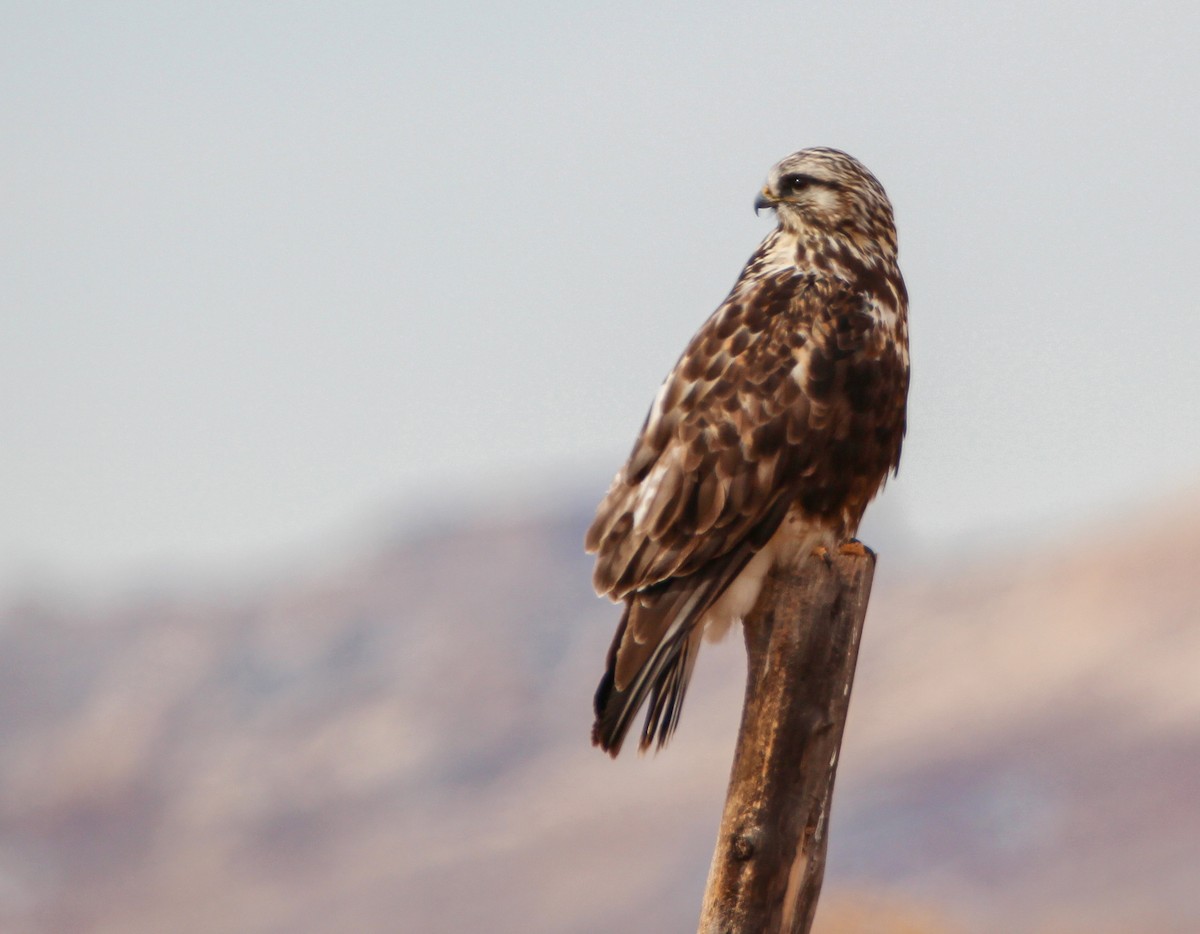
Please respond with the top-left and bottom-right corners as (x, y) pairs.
(698, 550), (876, 934)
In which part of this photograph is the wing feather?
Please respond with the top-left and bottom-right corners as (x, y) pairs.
(591, 274), (816, 594)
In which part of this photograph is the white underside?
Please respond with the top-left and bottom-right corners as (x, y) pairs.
(700, 515), (835, 644)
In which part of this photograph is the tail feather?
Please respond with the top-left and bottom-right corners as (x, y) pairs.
(591, 616), (686, 755)
(591, 546), (754, 756)
(641, 629), (701, 750)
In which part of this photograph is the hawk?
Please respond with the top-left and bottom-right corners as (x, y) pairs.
(586, 147), (909, 756)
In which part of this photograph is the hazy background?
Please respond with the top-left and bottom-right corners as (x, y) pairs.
(4, 0), (1200, 600)
(4, 5), (1200, 933)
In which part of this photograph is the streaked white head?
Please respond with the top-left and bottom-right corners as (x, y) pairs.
(754, 147), (898, 256)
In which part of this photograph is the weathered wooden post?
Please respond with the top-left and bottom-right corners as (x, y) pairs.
(698, 548), (876, 934)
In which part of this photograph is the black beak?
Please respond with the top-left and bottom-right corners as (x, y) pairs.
(754, 190), (776, 216)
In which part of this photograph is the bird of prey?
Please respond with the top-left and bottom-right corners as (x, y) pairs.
(586, 147), (909, 757)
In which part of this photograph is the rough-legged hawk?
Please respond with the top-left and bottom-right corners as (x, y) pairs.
(587, 147), (909, 756)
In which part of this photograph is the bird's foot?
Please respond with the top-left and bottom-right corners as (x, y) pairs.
(811, 545), (833, 567)
(838, 538), (873, 558)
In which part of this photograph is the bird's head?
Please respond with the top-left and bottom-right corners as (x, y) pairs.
(755, 147), (898, 256)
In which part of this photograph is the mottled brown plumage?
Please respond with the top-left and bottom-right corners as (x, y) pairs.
(587, 148), (909, 756)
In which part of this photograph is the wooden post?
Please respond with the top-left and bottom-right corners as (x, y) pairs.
(697, 549), (876, 934)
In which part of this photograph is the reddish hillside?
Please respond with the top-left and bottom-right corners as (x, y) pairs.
(0, 494), (1197, 932)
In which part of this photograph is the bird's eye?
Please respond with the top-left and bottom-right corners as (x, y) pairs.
(781, 173), (818, 192)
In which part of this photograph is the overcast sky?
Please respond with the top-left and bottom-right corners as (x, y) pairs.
(4, 2), (1199, 598)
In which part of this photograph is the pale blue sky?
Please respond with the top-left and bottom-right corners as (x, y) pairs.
(4, 2), (1199, 597)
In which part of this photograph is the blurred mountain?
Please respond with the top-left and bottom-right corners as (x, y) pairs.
(1, 490), (1198, 933)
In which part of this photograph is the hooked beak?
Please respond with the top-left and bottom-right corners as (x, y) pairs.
(754, 188), (777, 216)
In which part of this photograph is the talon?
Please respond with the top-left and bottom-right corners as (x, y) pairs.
(812, 545), (833, 567)
(838, 539), (871, 557)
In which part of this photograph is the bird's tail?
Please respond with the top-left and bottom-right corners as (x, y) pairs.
(592, 548), (753, 756)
